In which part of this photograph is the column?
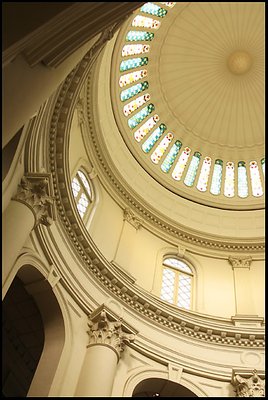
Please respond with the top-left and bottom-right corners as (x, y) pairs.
(75, 306), (135, 397)
(2, 174), (55, 293)
(228, 256), (257, 316)
(232, 369), (265, 397)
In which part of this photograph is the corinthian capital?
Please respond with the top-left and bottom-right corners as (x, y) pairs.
(87, 307), (136, 361)
(228, 256), (252, 269)
(232, 369), (265, 397)
(123, 208), (142, 230)
(12, 174), (55, 227)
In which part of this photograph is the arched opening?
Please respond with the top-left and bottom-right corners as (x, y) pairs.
(2, 265), (65, 397)
(132, 378), (198, 397)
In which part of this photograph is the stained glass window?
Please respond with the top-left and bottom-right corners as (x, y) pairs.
(161, 2), (176, 8)
(123, 93), (150, 117)
(126, 30), (154, 42)
(134, 114), (160, 142)
(249, 161), (263, 197)
(160, 258), (193, 310)
(141, 2), (168, 17)
(261, 158), (265, 178)
(224, 162), (235, 197)
(161, 140), (182, 173)
(128, 104), (155, 129)
(151, 132), (173, 164)
(196, 157), (212, 192)
(119, 70), (147, 87)
(184, 151), (201, 187)
(120, 81), (149, 102)
(172, 147), (191, 181)
(210, 159), (223, 195)
(132, 15), (161, 29)
(71, 170), (93, 219)
(237, 161), (248, 198)
(120, 57), (148, 72)
(122, 44), (150, 57)
(141, 123), (167, 151)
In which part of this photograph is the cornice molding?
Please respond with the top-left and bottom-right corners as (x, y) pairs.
(45, 35), (264, 351)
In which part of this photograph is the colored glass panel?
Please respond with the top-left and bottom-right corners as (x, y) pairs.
(126, 30), (154, 42)
(196, 157), (212, 192)
(134, 114), (159, 142)
(249, 161), (263, 197)
(210, 159), (223, 195)
(140, 2), (168, 17)
(128, 104), (155, 129)
(132, 15), (161, 29)
(224, 162), (235, 197)
(120, 57), (148, 72)
(122, 44), (150, 57)
(161, 140), (182, 173)
(171, 147), (191, 181)
(151, 132), (173, 164)
(161, 2), (176, 8)
(119, 70), (147, 87)
(123, 93), (150, 117)
(184, 151), (201, 187)
(141, 124), (167, 151)
(120, 81), (149, 101)
(237, 161), (248, 198)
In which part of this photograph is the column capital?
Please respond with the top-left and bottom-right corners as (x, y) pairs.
(232, 369), (265, 397)
(87, 305), (136, 362)
(12, 173), (56, 227)
(228, 256), (252, 269)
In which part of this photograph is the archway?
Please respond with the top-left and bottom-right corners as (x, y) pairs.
(132, 378), (198, 397)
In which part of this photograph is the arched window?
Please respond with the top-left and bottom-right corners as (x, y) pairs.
(71, 170), (93, 219)
(160, 257), (193, 310)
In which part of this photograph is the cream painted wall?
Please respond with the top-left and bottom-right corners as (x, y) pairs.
(69, 109), (90, 176)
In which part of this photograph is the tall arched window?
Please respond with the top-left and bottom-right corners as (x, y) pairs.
(71, 170), (93, 219)
(160, 257), (193, 310)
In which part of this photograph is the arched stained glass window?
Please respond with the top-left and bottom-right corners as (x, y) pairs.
(141, 2), (168, 17)
(123, 94), (150, 117)
(126, 31), (154, 42)
(161, 140), (182, 173)
(122, 44), (150, 57)
(134, 114), (160, 142)
(151, 132), (173, 164)
(249, 161), (263, 197)
(184, 151), (201, 187)
(120, 81), (149, 101)
(196, 157), (212, 192)
(141, 123), (167, 152)
(261, 158), (265, 178)
(128, 104), (155, 129)
(160, 258), (193, 310)
(120, 57), (148, 72)
(71, 170), (93, 219)
(210, 159), (223, 195)
(224, 162), (235, 197)
(237, 161), (248, 198)
(132, 15), (161, 29)
(119, 70), (147, 87)
(171, 147), (191, 181)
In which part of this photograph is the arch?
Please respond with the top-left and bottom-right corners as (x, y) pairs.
(132, 377), (198, 397)
(123, 367), (208, 397)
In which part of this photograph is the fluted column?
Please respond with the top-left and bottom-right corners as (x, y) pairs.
(228, 256), (256, 315)
(75, 306), (135, 397)
(232, 369), (265, 397)
(2, 174), (55, 292)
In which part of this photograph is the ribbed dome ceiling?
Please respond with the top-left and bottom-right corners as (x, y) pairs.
(159, 2), (264, 149)
(111, 2), (265, 210)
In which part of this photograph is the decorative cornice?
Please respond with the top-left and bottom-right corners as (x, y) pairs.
(123, 208), (142, 230)
(12, 174), (56, 227)
(228, 256), (252, 269)
(232, 369), (265, 397)
(87, 306), (135, 361)
(46, 35), (265, 350)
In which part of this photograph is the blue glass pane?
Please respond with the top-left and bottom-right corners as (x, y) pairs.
(184, 152), (201, 187)
(161, 140), (182, 173)
(126, 30), (154, 42)
(120, 57), (148, 72)
(141, 2), (168, 17)
(120, 81), (149, 102)
(128, 104), (155, 129)
(142, 124), (167, 153)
